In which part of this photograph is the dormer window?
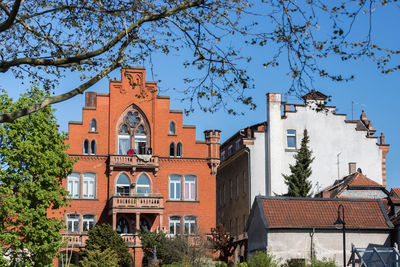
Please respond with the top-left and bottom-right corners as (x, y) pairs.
(90, 119), (97, 132)
(169, 122), (176, 135)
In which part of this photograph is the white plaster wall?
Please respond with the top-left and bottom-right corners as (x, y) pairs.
(267, 93), (285, 196)
(248, 131), (267, 206)
(268, 96), (383, 196)
(267, 230), (390, 266)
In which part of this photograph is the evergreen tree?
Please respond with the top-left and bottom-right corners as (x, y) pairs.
(82, 224), (132, 267)
(283, 129), (314, 197)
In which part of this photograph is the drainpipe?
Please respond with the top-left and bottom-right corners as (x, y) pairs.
(244, 149), (251, 212)
(310, 228), (315, 261)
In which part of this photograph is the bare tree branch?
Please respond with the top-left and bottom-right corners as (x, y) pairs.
(0, 0), (21, 32)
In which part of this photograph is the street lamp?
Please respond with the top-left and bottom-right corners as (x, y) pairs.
(334, 204), (346, 267)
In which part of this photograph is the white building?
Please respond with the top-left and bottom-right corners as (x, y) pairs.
(266, 91), (389, 195)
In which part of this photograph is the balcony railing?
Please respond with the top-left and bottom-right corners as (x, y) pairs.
(109, 154), (159, 167)
(109, 154), (160, 175)
(62, 234), (141, 248)
(110, 195), (164, 209)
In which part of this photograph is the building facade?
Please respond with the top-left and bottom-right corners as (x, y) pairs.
(216, 91), (389, 262)
(54, 68), (220, 266)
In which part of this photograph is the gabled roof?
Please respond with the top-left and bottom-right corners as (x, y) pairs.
(318, 172), (387, 198)
(301, 90), (328, 101)
(252, 196), (392, 230)
(390, 188), (400, 198)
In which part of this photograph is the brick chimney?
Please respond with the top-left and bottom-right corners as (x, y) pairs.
(204, 129), (221, 175)
(85, 92), (97, 108)
(348, 162), (357, 174)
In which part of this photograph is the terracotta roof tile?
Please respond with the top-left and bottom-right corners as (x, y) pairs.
(391, 188), (400, 198)
(349, 173), (382, 187)
(301, 90), (328, 101)
(260, 197), (391, 229)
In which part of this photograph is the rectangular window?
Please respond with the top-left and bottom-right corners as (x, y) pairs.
(184, 216), (196, 235)
(67, 173), (80, 198)
(82, 215), (95, 232)
(169, 175), (181, 200)
(83, 173), (95, 199)
(228, 145), (233, 156)
(287, 129), (296, 149)
(169, 216), (181, 235)
(184, 176), (196, 201)
(221, 151), (225, 161)
(67, 214), (79, 233)
(235, 139), (241, 151)
(118, 135), (130, 155)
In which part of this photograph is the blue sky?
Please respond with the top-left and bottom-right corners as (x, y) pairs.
(2, 3), (399, 189)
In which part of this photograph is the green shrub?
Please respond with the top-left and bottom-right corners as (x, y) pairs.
(307, 258), (337, 267)
(215, 262), (228, 267)
(247, 251), (279, 267)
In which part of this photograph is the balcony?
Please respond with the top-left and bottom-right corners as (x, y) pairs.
(62, 233), (141, 248)
(108, 154), (159, 176)
(109, 195), (164, 210)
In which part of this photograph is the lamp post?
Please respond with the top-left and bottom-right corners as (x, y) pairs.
(334, 204), (346, 267)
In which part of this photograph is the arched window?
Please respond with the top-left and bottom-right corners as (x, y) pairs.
(176, 143), (182, 157)
(136, 174), (150, 195)
(169, 143), (175, 157)
(90, 119), (97, 132)
(90, 140), (96, 155)
(169, 122), (176, 135)
(83, 139), (89, 155)
(117, 106), (150, 155)
(116, 173), (130, 196)
(116, 218), (129, 234)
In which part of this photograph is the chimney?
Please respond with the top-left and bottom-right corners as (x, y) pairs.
(380, 132), (385, 145)
(85, 92), (97, 108)
(348, 162), (356, 174)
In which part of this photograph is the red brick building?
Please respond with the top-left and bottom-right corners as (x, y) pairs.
(53, 68), (220, 266)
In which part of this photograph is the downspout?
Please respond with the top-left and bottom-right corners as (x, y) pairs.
(310, 228), (315, 261)
(244, 149), (251, 212)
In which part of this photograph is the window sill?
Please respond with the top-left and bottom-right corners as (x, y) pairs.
(166, 200), (200, 203)
(68, 198), (99, 201)
(168, 134), (177, 136)
(285, 148), (298, 152)
(89, 131), (98, 134)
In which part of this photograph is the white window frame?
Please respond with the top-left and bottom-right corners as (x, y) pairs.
(67, 173), (80, 198)
(184, 176), (196, 201)
(116, 173), (130, 196)
(83, 173), (95, 199)
(118, 135), (130, 155)
(136, 174), (151, 196)
(169, 216), (181, 235)
(169, 175), (181, 200)
(184, 216), (196, 235)
(67, 214), (79, 233)
(286, 129), (297, 149)
(82, 215), (95, 232)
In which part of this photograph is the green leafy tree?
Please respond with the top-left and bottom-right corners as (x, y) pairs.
(0, 86), (75, 266)
(139, 229), (187, 265)
(283, 129), (314, 197)
(80, 247), (119, 267)
(0, 1), (398, 122)
(82, 224), (131, 267)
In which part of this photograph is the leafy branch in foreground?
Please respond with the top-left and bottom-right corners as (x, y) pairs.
(0, 0), (398, 121)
